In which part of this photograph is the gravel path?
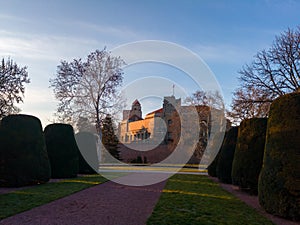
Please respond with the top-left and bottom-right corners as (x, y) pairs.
(0, 174), (167, 225)
(209, 177), (299, 225)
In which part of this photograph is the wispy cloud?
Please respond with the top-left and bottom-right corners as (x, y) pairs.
(0, 30), (104, 62)
(74, 21), (145, 40)
(193, 43), (256, 64)
(0, 13), (31, 23)
(16, 87), (58, 127)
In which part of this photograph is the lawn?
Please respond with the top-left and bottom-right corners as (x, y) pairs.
(147, 174), (274, 225)
(0, 174), (108, 219)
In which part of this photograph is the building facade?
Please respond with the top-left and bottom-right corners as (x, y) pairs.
(118, 96), (212, 145)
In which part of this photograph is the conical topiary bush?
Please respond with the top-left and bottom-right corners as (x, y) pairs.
(75, 132), (98, 174)
(0, 114), (51, 187)
(216, 126), (238, 184)
(258, 92), (300, 221)
(44, 123), (78, 178)
(231, 118), (268, 194)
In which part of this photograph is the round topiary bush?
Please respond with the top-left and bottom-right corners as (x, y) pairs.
(0, 114), (51, 187)
(75, 132), (98, 174)
(44, 123), (78, 178)
(231, 118), (268, 194)
(216, 126), (238, 184)
(258, 92), (300, 221)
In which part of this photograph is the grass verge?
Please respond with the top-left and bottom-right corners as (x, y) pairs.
(0, 174), (107, 220)
(147, 174), (274, 225)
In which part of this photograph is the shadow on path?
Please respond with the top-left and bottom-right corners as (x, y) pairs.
(0, 174), (167, 225)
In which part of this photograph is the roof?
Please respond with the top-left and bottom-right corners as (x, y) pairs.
(132, 99), (140, 105)
(146, 108), (163, 115)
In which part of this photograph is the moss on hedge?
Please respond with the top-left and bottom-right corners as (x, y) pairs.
(231, 118), (267, 195)
(258, 92), (300, 221)
(0, 114), (50, 187)
(44, 123), (78, 178)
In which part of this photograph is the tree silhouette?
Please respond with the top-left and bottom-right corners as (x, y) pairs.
(229, 27), (300, 124)
(0, 58), (30, 118)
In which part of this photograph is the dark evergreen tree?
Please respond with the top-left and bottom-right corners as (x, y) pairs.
(101, 115), (120, 161)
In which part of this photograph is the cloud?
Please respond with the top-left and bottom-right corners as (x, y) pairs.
(193, 43), (255, 64)
(16, 87), (58, 127)
(0, 30), (105, 62)
(74, 21), (145, 40)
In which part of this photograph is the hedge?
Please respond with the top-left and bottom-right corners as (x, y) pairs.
(75, 132), (98, 174)
(258, 92), (300, 221)
(0, 114), (50, 187)
(207, 131), (226, 177)
(231, 118), (267, 194)
(44, 123), (78, 178)
(216, 126), (238, 184)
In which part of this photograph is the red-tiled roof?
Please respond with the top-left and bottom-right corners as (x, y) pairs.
(146, 108), (163, 115)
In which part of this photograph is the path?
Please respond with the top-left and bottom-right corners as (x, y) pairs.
(209, 177), (299, 225)
(0, 173), (167, 225)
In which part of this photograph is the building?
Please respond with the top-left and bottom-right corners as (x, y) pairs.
(119, 99), (166, 144)
(118, 96), (231, 163)
(119, 96), (213, 145)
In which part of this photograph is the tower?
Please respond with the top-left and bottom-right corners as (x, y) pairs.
(129, 99), (142, 119)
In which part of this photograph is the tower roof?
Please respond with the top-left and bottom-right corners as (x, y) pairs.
(132, 99), (140, 105)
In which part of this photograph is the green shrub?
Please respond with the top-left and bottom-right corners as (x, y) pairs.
(231, 118), (267, 195)
(206, 131), (226, 177)
(258, 92), (300, 221)
(75, 132), (98, 174)
(216, 126), (238, 184)
(44, 123), (78, 178)
(207, 151), (221, 177)
(0, 114), (50, 187)
(131, 155), (143, 164)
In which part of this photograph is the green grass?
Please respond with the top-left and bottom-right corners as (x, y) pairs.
(0, 174), (108, 219)
(147, 174), (274, 225)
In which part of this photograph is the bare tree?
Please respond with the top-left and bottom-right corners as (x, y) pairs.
(185, 90), (225, 110)
(0, 58), (30, 119)
(227, 86), (272, 125)
(230, 27), (300, 123)
(50, 49), (125, 133)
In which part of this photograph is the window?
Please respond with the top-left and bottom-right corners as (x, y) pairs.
(168, 119), (172, 125)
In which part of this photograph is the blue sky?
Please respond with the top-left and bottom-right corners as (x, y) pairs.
(0, 0), (299, 126)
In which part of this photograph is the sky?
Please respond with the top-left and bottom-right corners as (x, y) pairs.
(0, 0), (299, 127)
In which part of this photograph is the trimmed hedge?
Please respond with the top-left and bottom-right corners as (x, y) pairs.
(207, 131), (226, 177)
(44, 123), (78, 178)
(0, 114), (50, 187)
(231, 118), (267, 195)
(216, 126), (238, 184)
(207, 151), (220, 177)
(75, 132), (98, 174)
(258, 92), (300, 221)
